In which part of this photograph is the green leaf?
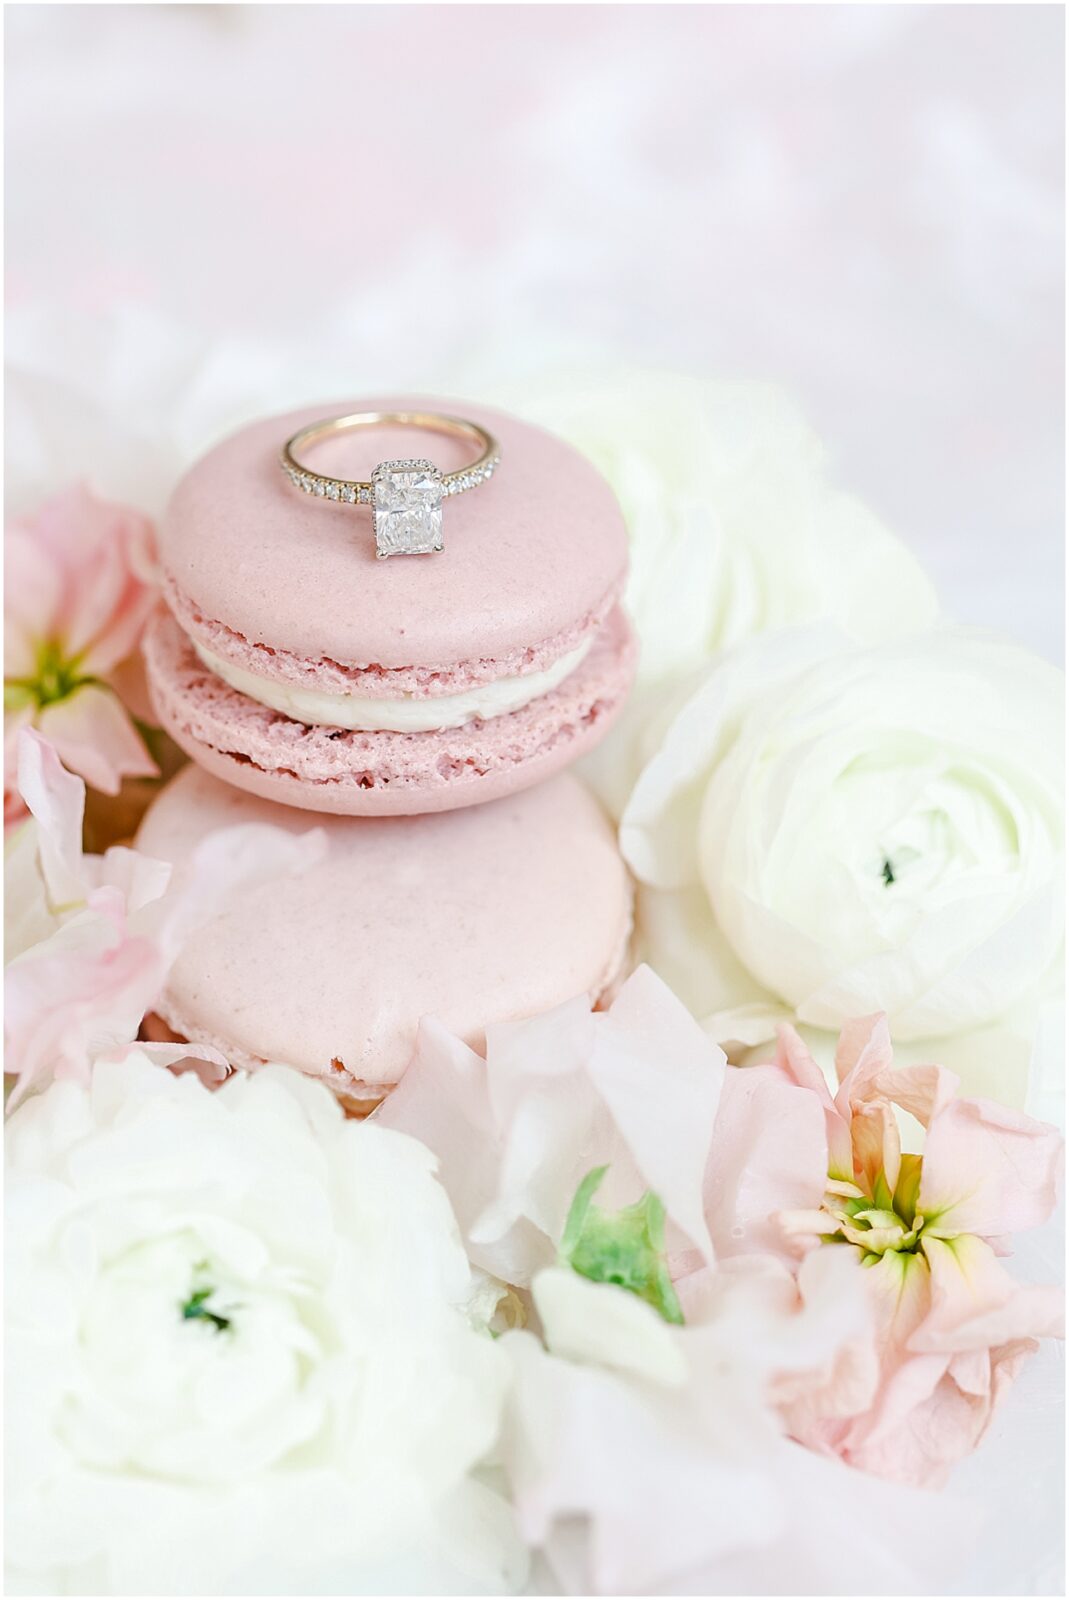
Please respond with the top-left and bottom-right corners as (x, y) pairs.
(559, 1165), (610, 1257)
(559, 1166), (684, 1326)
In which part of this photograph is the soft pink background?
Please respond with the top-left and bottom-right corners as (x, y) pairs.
(5, 3), (1064, 660)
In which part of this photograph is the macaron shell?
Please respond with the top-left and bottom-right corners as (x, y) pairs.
(136, 763), (633, 1088)
(143, 603), (636, 815)
(162, 568), (615, 698)
(160, 397), (629, 670)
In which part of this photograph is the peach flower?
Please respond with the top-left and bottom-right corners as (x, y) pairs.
(4, 484), (159, 807)
(710, 1016), (1063, 1486)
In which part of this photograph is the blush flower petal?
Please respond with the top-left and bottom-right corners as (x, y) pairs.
(704, 1065), (827, 1258)
(14, 727), (85, 912)
(378, 965), (725, 1284)
(499, 1244), (945, 1595)
(915, 1234), (1064, 1352)
(4, 730), (326, 1108)
(4, 524), (61, 678)
(730, 1014), (1063, 1487)
(5, 485), (160, 804)
(36, 684), (157, 796)
(919, 1095), (1064, 1240)
(10, 484), (157, 672)
(772, 1026), (854, 1182)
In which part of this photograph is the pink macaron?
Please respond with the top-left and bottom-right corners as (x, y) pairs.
(136, 762), (633, 1108)
(143, 397), (636, 815)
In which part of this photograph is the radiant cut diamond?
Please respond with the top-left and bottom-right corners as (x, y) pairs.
(372, 459), (444, 557)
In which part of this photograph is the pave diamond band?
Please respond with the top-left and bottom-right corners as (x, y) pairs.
(279, 410), (500, 557)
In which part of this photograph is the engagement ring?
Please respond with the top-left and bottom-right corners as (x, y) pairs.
(280, 410), (500, 558)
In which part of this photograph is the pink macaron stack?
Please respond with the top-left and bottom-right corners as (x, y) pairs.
(139, 397), (637, 1102)
(144, 399), (635, 814)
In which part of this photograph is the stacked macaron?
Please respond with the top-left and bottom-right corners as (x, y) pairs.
(139, 397), (637, 1099)
(144, 399), (635, 814)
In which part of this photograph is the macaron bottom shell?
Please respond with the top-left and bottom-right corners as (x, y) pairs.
(140, 1009), (394, 1116)
(135, 764), (635, 1100)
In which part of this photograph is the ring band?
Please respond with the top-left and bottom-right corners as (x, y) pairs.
(280, 410), (500, 558)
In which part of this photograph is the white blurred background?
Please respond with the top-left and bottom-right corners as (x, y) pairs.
(5, 2), (1064, 657)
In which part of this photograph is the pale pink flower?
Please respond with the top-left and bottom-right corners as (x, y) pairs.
(710, 1015), (1064, 1486)
(4, 484), (159, 804)
(5, 729), (326, 1107)
(380, 973), (994, 1584)
(501, 1251), (966, 1595)
(377, 964), (724, 1285)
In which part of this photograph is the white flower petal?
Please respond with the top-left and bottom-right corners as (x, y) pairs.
(627, 626), (1064, 1067)
(5, 1054), (525, 1596)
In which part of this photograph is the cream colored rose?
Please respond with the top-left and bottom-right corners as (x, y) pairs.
(5, 1054), (526, 1596)
(622, 627), (1063, 1047)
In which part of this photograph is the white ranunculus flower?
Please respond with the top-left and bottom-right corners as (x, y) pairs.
(508, 370), (938, 682)
(622, 626), (1064, 1058)
(5, 1053), (526, 1597)
(497, 369), (938, 814)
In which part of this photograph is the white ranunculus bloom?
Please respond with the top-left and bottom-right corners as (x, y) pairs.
(622, 626), (1064, 1052)
(508, 370), (938, 684)
(5, 1053), (526, 1597)
(498, 369), (938, 814)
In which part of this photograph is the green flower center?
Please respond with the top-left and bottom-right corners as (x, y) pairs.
(823, 1154), (926, 1263)
(180, 1267), (234, 1334)
(6, 640), (93, 710)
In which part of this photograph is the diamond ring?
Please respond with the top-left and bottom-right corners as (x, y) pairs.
(279, 410), (501, 558)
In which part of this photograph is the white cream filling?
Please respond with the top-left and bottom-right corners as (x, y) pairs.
(193, 637), (593, 733)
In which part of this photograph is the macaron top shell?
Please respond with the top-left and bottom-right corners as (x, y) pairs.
(136, 763), (633, 1087)
(160, 398), (628, 671)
